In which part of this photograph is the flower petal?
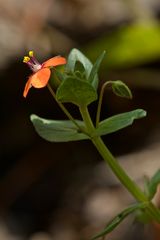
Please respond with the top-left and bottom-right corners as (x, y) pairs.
(23, 78), (32, 98)
(30, 68), (51, 88)
(42, 56), (66, 68)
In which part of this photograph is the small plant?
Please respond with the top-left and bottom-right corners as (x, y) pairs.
(23, 49), (160, 239)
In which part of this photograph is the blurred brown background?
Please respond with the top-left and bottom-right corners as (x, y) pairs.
(0, 0), (160, 239)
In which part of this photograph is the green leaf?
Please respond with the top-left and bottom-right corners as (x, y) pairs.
(65, 48), (105, 90)
(147, 170), (160, 200)
(112, 80), (132, 99)
(56, 77), (97, 106)
(88, 51), (106, 89)
(66, 48), (93, 78)
(91, 203), (146, 240)
(95, 109), (146, 136)
(30, 114), (89, 142)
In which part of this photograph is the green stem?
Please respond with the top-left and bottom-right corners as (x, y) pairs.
(92, 137), (160, 222)
(96, 81), (112, 127)
(79, 106), (95, 134)
(93, 137), (146, 200)
(80, 105), (160, 223)
(47, 84), (83, 131)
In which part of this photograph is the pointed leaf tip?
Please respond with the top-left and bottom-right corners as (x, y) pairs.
(147, 169), (160, 200)
(88, 50), (106, 90)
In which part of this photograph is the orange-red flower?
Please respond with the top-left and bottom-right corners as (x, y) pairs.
(23, 51), (66, 97)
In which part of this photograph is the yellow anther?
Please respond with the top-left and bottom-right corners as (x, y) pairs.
(29, 51), (34, 57)
(23, 56), (30, 63)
